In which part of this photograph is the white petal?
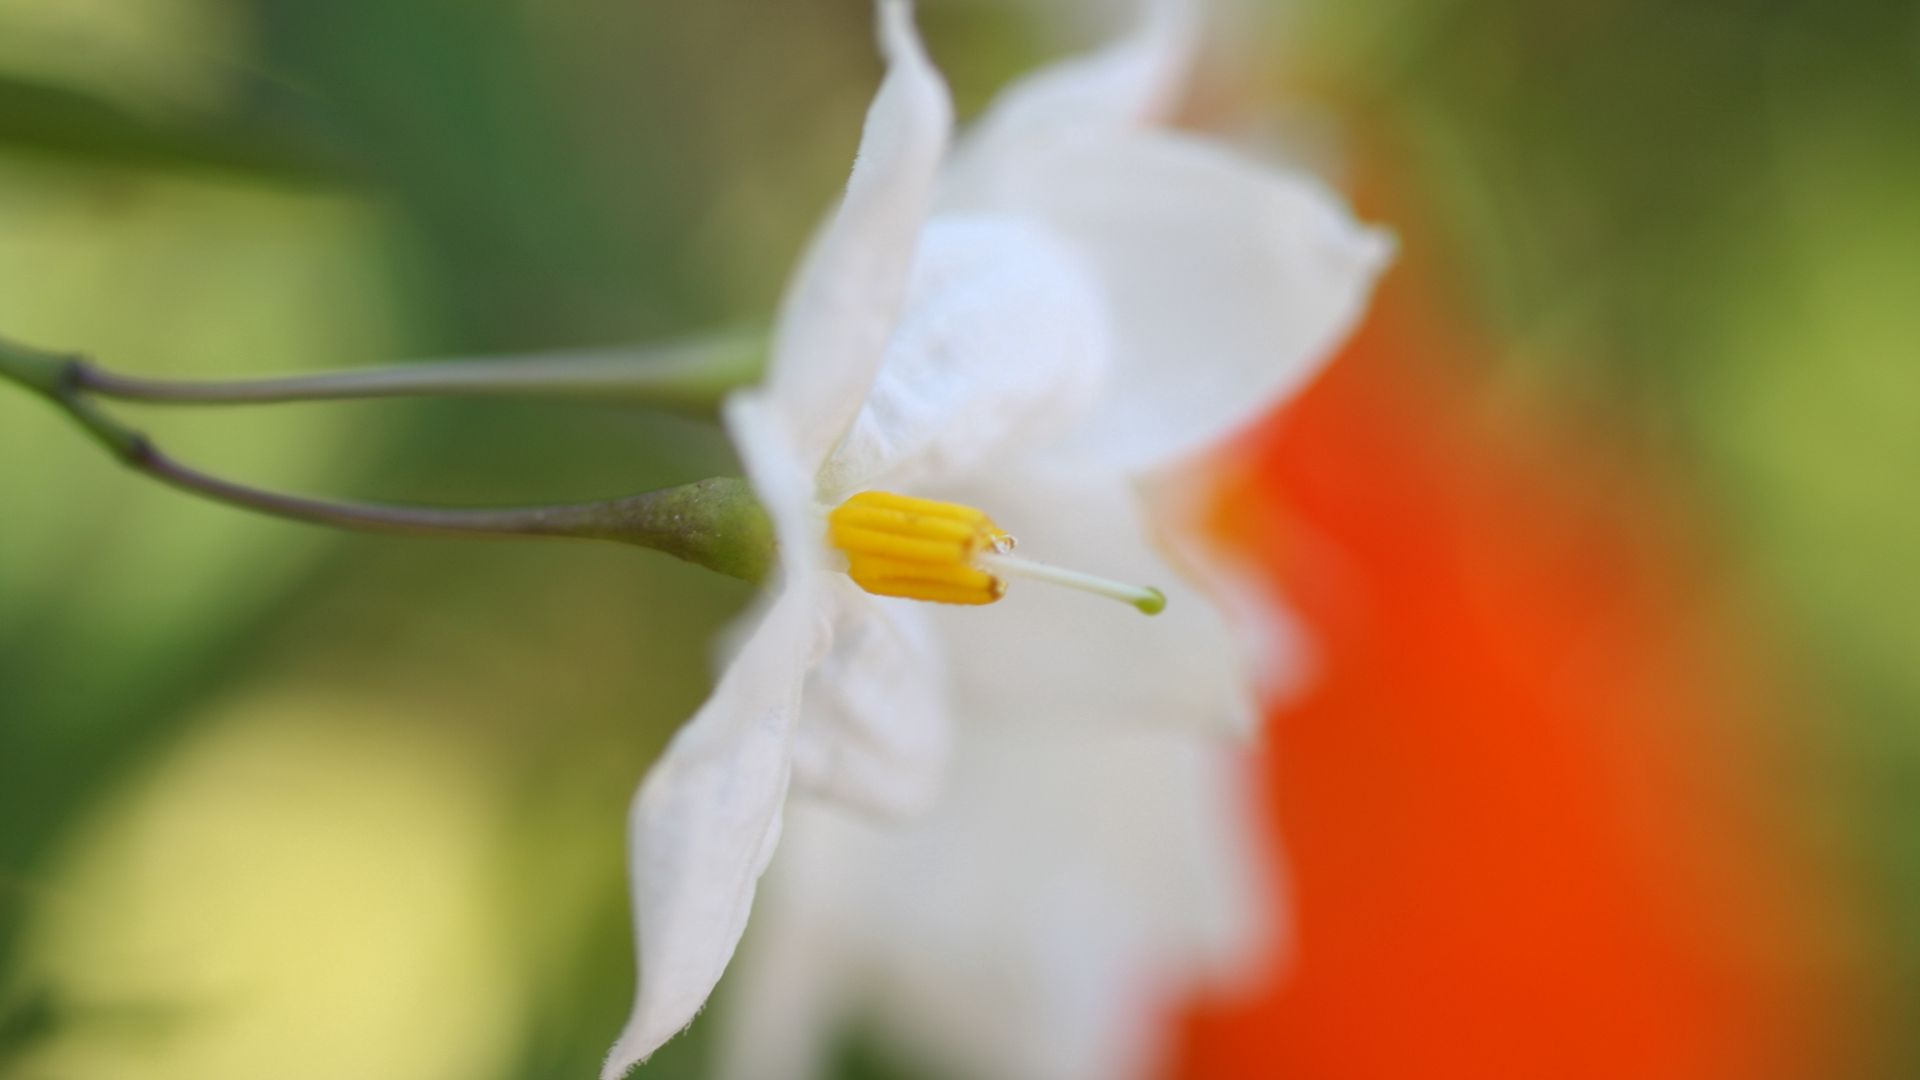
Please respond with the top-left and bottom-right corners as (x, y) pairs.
(950, 131), (1392, 469)
(929, 458), (1264, 738)
(727, 723), (1272, 1080)
(714, 820), (859, 1080)
(601, 582), (825, 1079)
(790, 581), (953, 818)
(950, 0), (1195, 158)
(1137, 463), (1318, 705)
(817, 214), (1110, 496)
(602, 365), (843, 1078)
(724, 392), (819, 571)
(760, 0), (953, 473)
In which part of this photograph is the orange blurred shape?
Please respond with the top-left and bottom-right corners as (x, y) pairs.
(1173, 274), (1856, 1080)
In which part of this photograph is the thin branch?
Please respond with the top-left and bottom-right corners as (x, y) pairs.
(132, 439), (632, 542)
(0, 335), (774, 581)
(67, 331), (763, 410)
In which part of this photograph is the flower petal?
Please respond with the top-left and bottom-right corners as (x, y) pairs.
(951, 0), (1195, 155)
(713, 827), (859, 1080)
(949, 131), (1392, 469)
(791, 581), (953, 817)
(601, 582), (825, 1079)
(760, 0), (953, 474)
(929, 457), (1263, 738)
(724, 723), (1272, 1080)
(1138, 463), (1318, 704)
(726, 386), (827, 578)
(817, 214), (1109, 496)
(601, 393), (838, 1076)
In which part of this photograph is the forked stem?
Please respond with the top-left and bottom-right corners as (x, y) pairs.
(65, 331), (763, 410)
(0, 335), (774, 582)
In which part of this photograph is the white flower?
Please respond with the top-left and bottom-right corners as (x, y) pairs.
(720, 723), (1276, 1080)
(601, 1), (1387, 1076)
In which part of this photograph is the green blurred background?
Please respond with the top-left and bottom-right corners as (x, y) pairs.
(0, 1), (1914, 1078)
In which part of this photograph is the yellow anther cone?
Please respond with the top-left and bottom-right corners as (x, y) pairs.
(828, 491), (1010, 605)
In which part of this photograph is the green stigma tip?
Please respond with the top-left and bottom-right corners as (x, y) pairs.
(1134, 587), (1167, 616)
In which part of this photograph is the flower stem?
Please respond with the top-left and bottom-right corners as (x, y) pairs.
(63, 330), (763, 410)
(0, 335), (775, 582)
(0, 336), (148, 460)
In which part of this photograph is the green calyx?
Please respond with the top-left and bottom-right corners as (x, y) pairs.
(559, 477), (775, 584)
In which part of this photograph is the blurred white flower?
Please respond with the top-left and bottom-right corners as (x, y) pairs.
(723, 723), (1275, 1080)
(602, 1), (1387, 1076)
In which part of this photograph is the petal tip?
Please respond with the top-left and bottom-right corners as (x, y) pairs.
(877, 0), (952, 126)
(879, 0), (952, 136)
(601, 994), (708, 1080)
(876, 2), (934, 81)
(1350, 222), (1399, 274)
(1217, 695), (1262, 742)
(599, 1037), (647, 1080)
(876, 0), (912, 49)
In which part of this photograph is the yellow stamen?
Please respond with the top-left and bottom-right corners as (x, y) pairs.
(828, 491), (1010, 606)
(826, 490), (1162, 615)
